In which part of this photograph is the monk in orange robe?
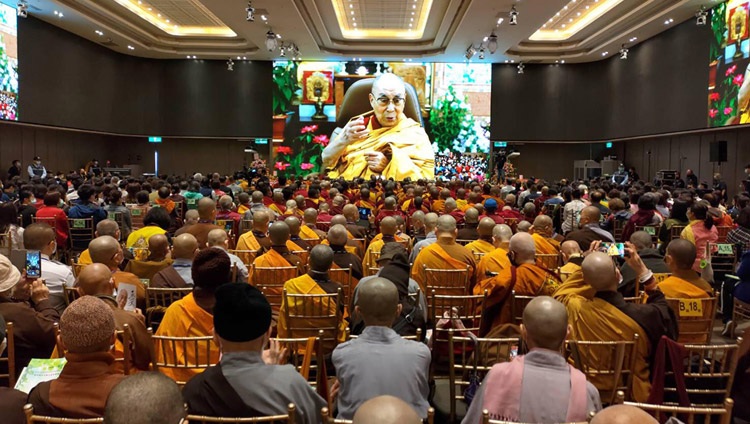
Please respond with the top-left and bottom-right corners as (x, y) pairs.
(236, 210), (272, 254)
(430, 189), (450, 214)
(300, 209), (324, 240)
(278, 245), (348, 354)
(155, 248), (230, 384)
(466, 218), (497, 256)
(658, 239), (713, 298)
(475, 232), (561, 336)
(476, 224), (513, 280)
(322, 215), (362, 258)
(530, 215), (561, 269)
(89, 236), (147, 311)
(559, 240), (584, 280)
(268, 192), (286, 217)
(411, 215), (477, 295)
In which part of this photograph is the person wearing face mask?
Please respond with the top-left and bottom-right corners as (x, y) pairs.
(27, 156), (47, 180)
(23, 223), (74, 314)
(17, 189), (37, 228)
(474, 232), (562, 337)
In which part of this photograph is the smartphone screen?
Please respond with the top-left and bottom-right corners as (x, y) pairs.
(600, 242), (625, 257)
(358, 207), (371, 221)
(25, 250), (41, 278)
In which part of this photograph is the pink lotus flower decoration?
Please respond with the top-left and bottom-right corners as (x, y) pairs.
(709, 108), (719, 118)
(734, 74), (745, 87)
(300, 163), (314, 170)
(726, 65), (738, 76)
(276, 146), (292, 155)
(313, 134), (330, 147)
(301, 125), (319, 134)
(274, 162), (291, 171)
(724, 107), (733, 115)
(709, 92), (720, 102)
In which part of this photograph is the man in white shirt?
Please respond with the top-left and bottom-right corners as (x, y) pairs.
(23, 223), (74, 314)
(207, 229), (248, 283)
(562, 187), (587, 234)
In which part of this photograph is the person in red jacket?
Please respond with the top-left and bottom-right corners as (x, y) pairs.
(35, 191), (69, 247)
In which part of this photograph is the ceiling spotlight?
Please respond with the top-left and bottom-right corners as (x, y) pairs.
(509, 5), (519, 25)
(279, 46), (286, 57)
(127, 45), (135, 50)
(95, 30), (104, 36)
(487, 31), (498, 54)
(227, 58), (234, 71)
(265, 29), (278, 51)
(696, 6), (708, 26)
(465, 45), (476, 61)
(620, 44), (628, 60)
(517, 62), (524, 74)
(16, 2), (27, 18)
(245, 1), (255, 22)
(478, 48), (485, 60)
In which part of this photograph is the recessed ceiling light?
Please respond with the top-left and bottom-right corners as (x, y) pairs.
(410, 18), (413, 21)
(349, 4), (353, 8)
(157, 13), (161, 17)
(562, 24), (566, 28)
(243, 56), (247, 60)
(350, 10), (354, 15)
(261, 15), (267, 21)
(561, 60), (565, 63)
(128, 45), (135, 50)
(353, 23), (357, 26)
(568, 18), (572, 22)
(95, 30), (103, 36)
(276, 33), (281, 38)
(166, 19), (170, 23)
(602, 51), (608, 56)
(186, 55), (191, 58)
(413, 5), (416, 9)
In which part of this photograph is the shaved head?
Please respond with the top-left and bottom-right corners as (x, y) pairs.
(309, 244), (334, 272)
(532, 215), (553, 236)
(343, 204), (359, 221)
(517, 221), (532, 233)
(666, 239), (697, 271)
(582, 252), (618, 292)
(185, 210), (199, 225)
(478, 217), (496, 237)
(331, 215), (347, 226)
(464, 207), (479, 224)
(76, 263), (114, 296)
(629, 231), (653, 251)
(105, 372), (186, 424)
(269, 221), (291, 245)
(445, 199), (457, 212)
(411, 211), (425, 226)
(328, 224), (348, 246)
(252, 210), (270, 231)
(95, 219), (120, 238)
(509, 232), (535, 263)
(492, 224), (513, 244)
(590, 405), (658, 424)
(352, 395), (421, 424)
(207, 228), (228, 247)
(147, 234), (169, 260)
(197, 197), (217, 220)
(384, 197), (397, 210)
(522, 296), (569, 351)
(284, 216), (302, 236)
(303, 208), (318, 224)
(436, 215), (457, 233)
(285, 199), (297, 210)
(424, 213), (438, 232)
(380, 217), (398, 236)
(561, 240), (582, 258)
(172, 233), (198, 260)
(89, 236), (121, 267)
(356, 277), (399, 325)
(580, 206), (601, 225)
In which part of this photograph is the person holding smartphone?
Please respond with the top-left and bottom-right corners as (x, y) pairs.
(23, 223), (75, 314)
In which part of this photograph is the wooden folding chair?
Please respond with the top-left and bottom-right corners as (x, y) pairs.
(316, 221), (330, 232)
(145, 287), (193, 330)
(709, 243), (738, 279)
(68, 218), (94, 253)
(481, 411), (593, 424)
(634, 272), (671, 297)
(716, 226), (733, 243)
(229, 249), (259, 267)
(0, 231), (11, 258)
(321, 406), (434, 424)
(670, 225), (686, 241)
(291, 250), (309, 267)
(254, 265), (300, 316)
(347, 328), (423, 342)
(274, 335), (324, 389)
(186, 403), (297, 424)
(509, 290), (535, 326)
(63, 286), (81, 306)
(565, 335), (640, 404)
(69, 259), (88, 278)
(364, 251), (380, 276)
(216, 219), (239, 246)
(105, 211), (125, 241)
(239, 218), (253, 235)
(23, 405), (104, 423)
(150, 332), (218, 386)
(536, 253), (561, 270)
(302, 238), (322, 247)
(0, 322), (15, 387)
(423, 265), (471, 296)
(282, 288), (344, 356)
(612, 219), (626, 242)
(660, 340), (741, 408)
(635, 225), (660, 244)
(614, 391), (734, 424)
(173, 201), (185, 221)
(328, 266), (353, 309)
(730, 294), (750, 339)
(127, 205), (149, 230)
(448, 329), (519, 422)
(456, 239), (473, 246)
(665, 297), (718, 344)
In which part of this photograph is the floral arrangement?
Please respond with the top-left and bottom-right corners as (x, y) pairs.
(708, 3), (742, 127)
(428, 86), (489, 153)
(250, 158), (267, 171)
(273, 124), (330, 176)
(503, 161), (516, 179)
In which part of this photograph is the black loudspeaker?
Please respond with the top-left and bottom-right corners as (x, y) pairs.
(710, 140), (727, 163)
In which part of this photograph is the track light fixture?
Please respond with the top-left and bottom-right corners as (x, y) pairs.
(16, 1), (27, 18)
(478, 48), (485, 60)
(227, 58), (234, 71)
(619, 44), (628, 60)
(509, 5), (518, 26)
(696, 5), (708, 26)
(487, 31), (498, 54)
(465, 45), (476, 61)
(245, 1), (255, 22)
(517, 62), (524, 74)
(265, 29), (278, 52)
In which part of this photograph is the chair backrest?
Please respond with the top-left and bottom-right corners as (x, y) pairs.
(565, 335), (640, 404)
(709, 243), (737, 275)
(68, 218), (94, 252)
(449, 330), (519, 422)
(328, 266), (353, 308)
(665, 297), (718, 344)
(619, 397), (734, 424)
(661, 340), (741, 408)
(32, 216), (58, 230)
(509, 290), (535, 326)
(635, 272), (671, 296)
(70, 260), (88, 278)
(173, 201), (185, 221)
(456, 239), (473, 246)
(428, 290), (487, 347)
(291, 250), (309, 267)
(303, 238), (322, 248)
(150, 333), (218, 384)
(315, 221), (330, 232)
(536, 253), (561, 270)
(0, 322), (15, 387)
(0, 231), (11, 257)
(253, 266), (300, 314)
(55, 323), (133, 375)
(321, 406), (434, 424)
(229, 249), (259, 266)
(105, 211), (125, 240)
(239, 218), (253, 235)
(634, 225), (660, 244)
(282, 288), (343, 355)
(145, 287), (193, 330)
(612, 219), (626, 242)
(334, 78), (422, 127)
(481, 411), (592, 424)
(473, 252), (486, 262)
(23, 404), (104, 423)
(274, 335), (323, 387)
(731, 295), (750, 339)
(716, 226), (733, 243)
(63, 286), (81, 306)
(216, 219), (239, 241)
(186, 403), (297, 424)
(423, 265), (471, 296)
(127, 204), (149, 229)
(670, 225), (686, 241)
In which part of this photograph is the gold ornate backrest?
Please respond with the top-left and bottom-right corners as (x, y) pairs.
(150, 334), (217, 385)
(282, 288), (343, 356)
(328, 266), (353, 308)
(428, 290), (486, 346)
(186, 403), (297, 423)
(509, 290), (535, 326)
(67, 218), (95, 252)
(565, 335), (639, 404)
(620, 398), (734, 424)
(666, 297), (718, 344)
(252, 266), (300, 313)
(229, 249), (259, 267)
(424, 265), (470, 296)
(145, 287), (193, 330)
(23, 405), (105, 423)
(536, 253), (561, 270)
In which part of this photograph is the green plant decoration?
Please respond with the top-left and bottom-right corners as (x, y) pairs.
(428, 86), (488, 154)
(272, 61), (301, 116)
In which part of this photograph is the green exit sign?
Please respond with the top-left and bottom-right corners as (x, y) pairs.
(606, 142), (613, 148)
(493, 141), (507, 148)
(148, 136), (162, 143)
